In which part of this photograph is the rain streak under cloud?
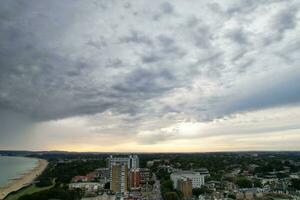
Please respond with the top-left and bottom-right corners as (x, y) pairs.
(0, 0), (300, 152)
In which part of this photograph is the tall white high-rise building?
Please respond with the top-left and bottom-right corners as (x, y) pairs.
(106, 155), (139, 169)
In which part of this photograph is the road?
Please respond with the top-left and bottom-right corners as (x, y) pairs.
(149, 174), (163, 200)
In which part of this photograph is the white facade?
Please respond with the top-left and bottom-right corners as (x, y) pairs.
(69, 182), (103, 192)
(120, 164), (127, 193)
(129, 155), (139, 169)
(170, 171), (205, 189)
(107, 155), (139, 169)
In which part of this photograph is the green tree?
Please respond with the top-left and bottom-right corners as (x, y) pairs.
(192, 187), (211, 196)
(253, 179), (262, 188)
(164, 192), (179, 200)
(236, 177), (252, 188)
(104, 182), (110, 189)
(291, 179), (300, 190)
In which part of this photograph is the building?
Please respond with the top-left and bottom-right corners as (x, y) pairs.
(130, 168), (141, 190)
(72, 175), (91, 183)
(96, 168), (110, 179)
(69, 182), (103, 192)
(139, 168), (150, 184)
(158, 165), (178, 173)
(194, 168), (210, 177)
(107, 155), (139, 188)
(146, 161), (154, 168)
(106, 155), (139, 169)
(170, 171), (205, 189)
(111, 164), (128, 194)
(177, 178), (192, 199)
(81, 192), (116, 200)
(86, 171), (98, 181)
(146, 159), (161, 168)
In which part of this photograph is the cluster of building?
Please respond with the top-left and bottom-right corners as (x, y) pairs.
(196, 161), (300, 200)
(72, 171), (99, 183)
(107, 155), (150, 194)
(69, 155), (152, 200)
(170, 171), (206, 199)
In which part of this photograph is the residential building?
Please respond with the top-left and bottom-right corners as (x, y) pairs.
(170, 171), (205, 189)
(72, 175), (92, 183)
(194, 168), (210, 177)
(130, 168), (141, 190)
(82, 192), (116, 200)
(96, 168), (110, 179)
(69, 182), (103, 192)
(139, 168), (150, 184)
(111, 164), (128, 194)
(107, 155), (139, 188)
(177, 178), (192, 199)
(106, 155), (139, 169)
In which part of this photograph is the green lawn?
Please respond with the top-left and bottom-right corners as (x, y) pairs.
(5, 180), (55, 200)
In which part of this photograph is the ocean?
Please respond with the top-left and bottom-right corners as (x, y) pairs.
(0, 156), (38, 187)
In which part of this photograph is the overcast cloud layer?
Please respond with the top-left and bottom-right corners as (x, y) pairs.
(0, 0), (300, 151)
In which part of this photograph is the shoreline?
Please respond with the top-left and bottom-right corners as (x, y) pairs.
(0, 158), (48, 200)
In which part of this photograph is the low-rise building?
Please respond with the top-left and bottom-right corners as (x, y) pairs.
(170, 171), (205, 189)
(72, 175), (91, 183)
(96, 168), (110, 180)
(139, 168), (150, 184)
(69, 182), (103, 192)
(194, 168), (210, 177)
(82, 192), (116, 200)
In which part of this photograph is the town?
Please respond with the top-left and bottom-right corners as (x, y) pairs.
(2, 151), (300, 200)
(67, 154), (300, 200)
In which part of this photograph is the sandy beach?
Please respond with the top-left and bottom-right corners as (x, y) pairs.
(0, 159), (48, 200)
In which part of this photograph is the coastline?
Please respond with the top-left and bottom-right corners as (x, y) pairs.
(0, 158), (48, 200)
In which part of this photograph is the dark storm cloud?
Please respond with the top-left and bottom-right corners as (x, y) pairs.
(222, 69), (300, 115)
(0, 0), (300, 147)
(113, 68), (175, 94)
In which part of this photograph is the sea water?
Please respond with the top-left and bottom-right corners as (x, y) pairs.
(0, 156), (38, 187)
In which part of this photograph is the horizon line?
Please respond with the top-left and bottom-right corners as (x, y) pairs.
(1, 149), (300, 154)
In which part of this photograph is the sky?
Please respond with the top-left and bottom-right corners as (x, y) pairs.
(0, 0), (300, 152)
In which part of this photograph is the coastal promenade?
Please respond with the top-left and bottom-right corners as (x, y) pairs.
(0, 159), (48, 200)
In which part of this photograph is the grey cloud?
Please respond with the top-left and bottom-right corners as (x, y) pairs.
(119, 30), (153, 45)
(113, 68), (176, 95)
(153, 2), (175, 20)
(263, 5), (298, 45)
(272, 7), (298, 35)
(137, 127), (178, 145)
(139, 34), (186, 64)
(157, 35), (175, 50)
(86, 39), (108, 50)
(223, 0), (259, 15)
(220, 69), (300, 116)
(141, 54), (162, 63)
(160, 2), (174, 14)
(226, 28), (249, 45)
(0, 0), (300, 148)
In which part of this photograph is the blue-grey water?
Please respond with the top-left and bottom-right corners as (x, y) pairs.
(0, 156), (38, 187)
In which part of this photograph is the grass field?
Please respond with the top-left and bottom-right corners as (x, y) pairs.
(5, 180), (55, 200)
